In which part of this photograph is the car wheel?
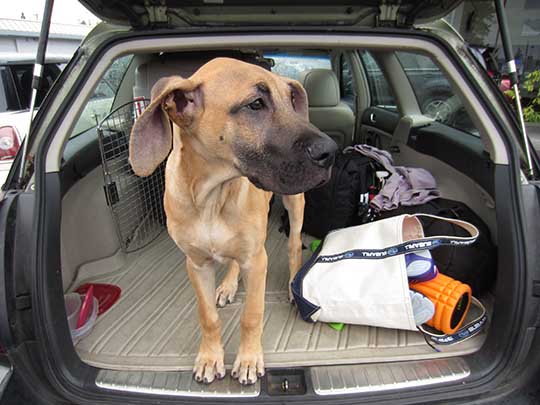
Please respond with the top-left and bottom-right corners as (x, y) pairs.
(422, 95), (455, 124)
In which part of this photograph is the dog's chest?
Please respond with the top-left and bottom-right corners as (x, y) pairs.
(164, 172), (269, 265)
(193, 217), (236, 260)
(169, 204), (260, 265)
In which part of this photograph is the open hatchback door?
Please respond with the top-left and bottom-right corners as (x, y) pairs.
(78, 0), (464, 27)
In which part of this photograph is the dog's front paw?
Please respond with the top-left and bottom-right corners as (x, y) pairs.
(231, 347), (264, 385)
(193, 346), (226, 384)
(216, 279), (238, 308)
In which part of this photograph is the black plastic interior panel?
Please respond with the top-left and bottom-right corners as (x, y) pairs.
(409, 122), (494, 196)
(361, 107), (400, 134)
(60, 128), (101, 196)
(360, 107), (494, 196)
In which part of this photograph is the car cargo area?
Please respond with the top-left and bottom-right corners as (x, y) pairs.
(67, 185), (490, 371)
(59, 46), (498, 377)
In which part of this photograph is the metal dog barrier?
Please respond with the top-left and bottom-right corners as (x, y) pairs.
(97, 99), (166, 252)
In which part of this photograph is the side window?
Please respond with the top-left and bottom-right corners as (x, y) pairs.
(11, 65), (34, 109)
(340, 55), (355, 108)
(396, 52), (477, 135)
(10, 64), (62, 110)
(36, 64), (62, 108)
(0, 69), (8, 112)
(0, 67), (19, 112)
(71, 55), (133, 138)
(359, 51), (397, 112)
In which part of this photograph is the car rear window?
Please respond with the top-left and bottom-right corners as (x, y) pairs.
(266, 53), (331, 81)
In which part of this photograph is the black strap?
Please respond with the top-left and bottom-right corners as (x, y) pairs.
(317, 214), (479, 264)
(418, 297), (488, 345)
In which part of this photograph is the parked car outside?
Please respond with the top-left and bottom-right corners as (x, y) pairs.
(0, 55), (67, 186)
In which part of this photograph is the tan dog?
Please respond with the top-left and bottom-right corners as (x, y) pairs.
(129, 57), (337, 385)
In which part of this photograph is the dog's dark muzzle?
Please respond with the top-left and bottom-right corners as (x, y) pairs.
(304, 134), (338, 169)
(233, 125), (338, 195)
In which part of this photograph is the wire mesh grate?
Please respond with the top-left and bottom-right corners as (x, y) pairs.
(98, 99), (166, 252)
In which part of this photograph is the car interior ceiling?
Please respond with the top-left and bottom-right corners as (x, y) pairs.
(58, 46), (498, 371)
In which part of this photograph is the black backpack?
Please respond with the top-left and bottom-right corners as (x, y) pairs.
(378, 198), (497, 295)
(301, 151), (379, 239)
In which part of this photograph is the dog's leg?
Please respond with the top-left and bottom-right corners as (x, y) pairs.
(282, 193), (305, 301)
(187, 257), (226, 384)
(216, 260), (240, 307)
(231, 248), (267, 385)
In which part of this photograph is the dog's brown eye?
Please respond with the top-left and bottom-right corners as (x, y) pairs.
(247, 98), (265, 111)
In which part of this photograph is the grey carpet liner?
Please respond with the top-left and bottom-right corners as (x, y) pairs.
(72, 207), (488, 371)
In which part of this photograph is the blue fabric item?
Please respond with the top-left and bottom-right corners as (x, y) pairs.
(291, 243), (322, 322)
(405, 251), (432, 274)
(405, 250), (438, 283)
(291, 289), (320, 322)
(409, 290), (435, 325)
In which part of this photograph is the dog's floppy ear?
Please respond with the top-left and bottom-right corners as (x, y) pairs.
(285, 78), (309, 119)
(129, 76), (202, 177)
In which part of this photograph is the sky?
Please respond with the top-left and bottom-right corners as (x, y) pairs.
(1, 0), (100, 26)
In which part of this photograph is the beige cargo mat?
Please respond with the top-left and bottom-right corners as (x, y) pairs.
(72, 206), (489, 371)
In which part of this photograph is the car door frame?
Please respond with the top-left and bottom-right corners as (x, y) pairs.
(2, 27), (540, 405)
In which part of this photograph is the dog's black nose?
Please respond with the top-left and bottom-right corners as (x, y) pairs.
(306, 136), (338, 169)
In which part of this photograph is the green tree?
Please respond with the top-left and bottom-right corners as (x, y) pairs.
(506, 70), (540, 123)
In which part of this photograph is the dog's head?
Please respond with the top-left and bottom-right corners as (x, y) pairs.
(129, 57), (337, 195)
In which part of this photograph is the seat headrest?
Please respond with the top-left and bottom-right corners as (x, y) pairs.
(299, 69), (340, 107)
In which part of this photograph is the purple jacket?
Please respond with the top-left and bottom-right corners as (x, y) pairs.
(345, 144), (440, 211)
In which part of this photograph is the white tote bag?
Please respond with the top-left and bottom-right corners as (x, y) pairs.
(291, 214), (479, 331)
